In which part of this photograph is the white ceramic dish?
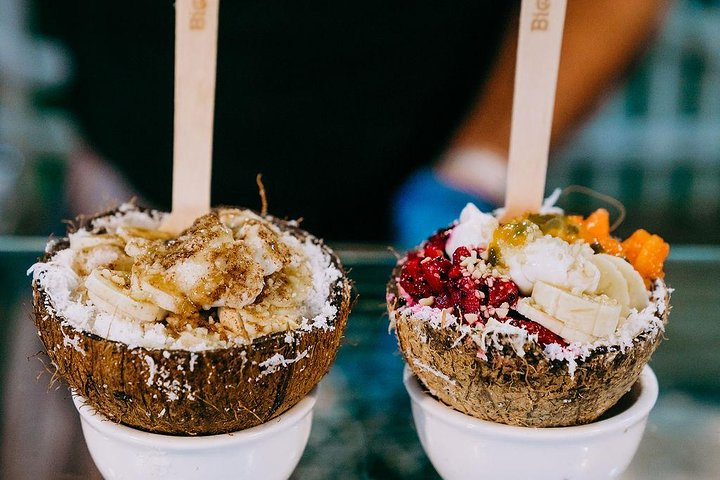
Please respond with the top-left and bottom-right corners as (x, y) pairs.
(404, 365), (658, 480)
(72, 389), (317, 480)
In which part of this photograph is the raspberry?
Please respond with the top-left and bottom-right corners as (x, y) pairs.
(452, 246), (487, 265)
(455, 277), (481, 314)
(510, 318), (566, 346)
(399, 257), (432, 301)
(460, 291), (481, 314)
(452, 246), (471, 265)
(448, 265), (463, 280)
(423, 228), (452, 257)
(487, 278), (519, 308)
(424, 245), (444, 258)
(420, 256), (451, 294)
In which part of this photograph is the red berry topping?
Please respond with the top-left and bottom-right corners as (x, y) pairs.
(452, 246), (471, 265)
(460, 291), (481, 315)
(420, 256), (452, 294)
(423, 228), (452, 257)
(455, 277), (481, 314)
(399, 257), (432, 300)
(398, 230), (523, 327)
(448, 265), (463, 280)
(509, 318), (566, 346)
(423, 244), (444, 259)
(487, 278), (519, 308)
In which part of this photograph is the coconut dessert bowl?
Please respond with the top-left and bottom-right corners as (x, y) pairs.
(30, 204), (352, 478)
(388, 203), (670, 478)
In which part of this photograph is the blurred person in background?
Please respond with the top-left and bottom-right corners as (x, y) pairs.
(37, 0), (668, 247)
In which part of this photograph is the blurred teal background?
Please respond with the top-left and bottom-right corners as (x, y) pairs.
(546, 0), (720, 243)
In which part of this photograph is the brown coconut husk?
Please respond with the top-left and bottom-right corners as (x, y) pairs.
(388, 267), (669, 427)
(32, 207), (352, 435)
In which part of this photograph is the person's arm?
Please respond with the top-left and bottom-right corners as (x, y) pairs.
(437, 0), (671, 204)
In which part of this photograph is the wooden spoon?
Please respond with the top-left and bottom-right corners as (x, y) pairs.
(502, 0), (567, 222)
(161, 0), (220, 234)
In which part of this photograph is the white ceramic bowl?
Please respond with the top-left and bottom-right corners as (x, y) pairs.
(72, 389), (317, 480)
(404, 365), (658, 480)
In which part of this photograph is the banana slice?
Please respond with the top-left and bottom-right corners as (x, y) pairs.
(69, 232), (124, 251)
(516, 299), (597, 343)
(589, 254), (631, 317)
(515, 298), (564, 334)
(560, 325), (597, 345)
(530, 281), (621, 340)
(130, 273), (188, 314)
(85, 269), (166, 322)
(217, 307), (251, 342)
(602, 254), (649, 314)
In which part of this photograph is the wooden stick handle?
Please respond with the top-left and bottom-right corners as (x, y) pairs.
(503, 0), (567, 221)
(163, 0), (220, 233)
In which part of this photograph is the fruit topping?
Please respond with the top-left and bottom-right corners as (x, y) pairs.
(571, 208), (622, 255)
(398, 240), (520, 324)
(396, 202), (668, 347)
(456, 276), (482, 315)
(452, 246), (472, 265)
(399, 256), (432, 300)
(420, 256), (452, 294)
(571, 209), (669, 283)
(487, 278), (519, 308)
(506, 317), (566, 347)
(500, 235), (600, 296)
(622, 229), (669, 283)
(517, 281), (622, 344)
(34, 206), (342, 349)
(491, 218), (541, 248)
(423, 228), (452, 258)
(592, 253), (649, 314)
(526, 213), (580, 244)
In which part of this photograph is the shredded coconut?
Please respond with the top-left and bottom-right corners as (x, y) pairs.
(399, 304), (459, 328)
(413, 359), (456, 385)
(144, 355), (157, 386)
(257, 348), (310, 377)
(135, 351), (194, 401)
(62, 334), (86, 356)
(89, 203), (164, 232)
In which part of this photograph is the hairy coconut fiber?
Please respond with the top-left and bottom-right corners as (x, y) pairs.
(388, 271), (669, 428)
(32, 209), (352, 435)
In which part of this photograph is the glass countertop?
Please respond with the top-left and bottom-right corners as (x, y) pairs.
(0, 238), (718, 479)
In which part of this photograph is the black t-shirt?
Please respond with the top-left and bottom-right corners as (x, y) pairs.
(37, 1), (514, 241)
